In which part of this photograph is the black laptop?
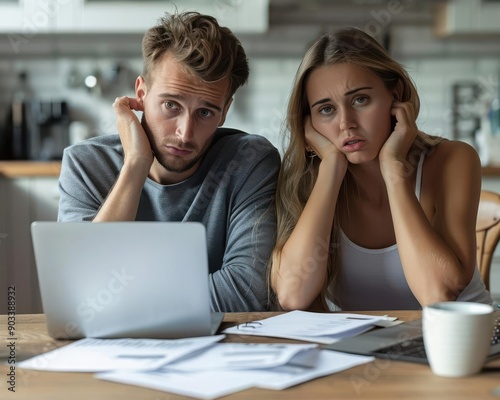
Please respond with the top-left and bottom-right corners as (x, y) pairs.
(324, 311), (500, 364)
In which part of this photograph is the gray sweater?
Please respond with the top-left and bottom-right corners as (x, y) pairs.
(58, 128), (281, 312)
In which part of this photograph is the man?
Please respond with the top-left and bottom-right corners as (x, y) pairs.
(58, 11), (280, 312)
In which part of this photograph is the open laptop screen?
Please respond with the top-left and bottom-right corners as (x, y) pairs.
(31, 221), (219, 339)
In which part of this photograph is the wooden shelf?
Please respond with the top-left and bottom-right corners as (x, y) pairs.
(481, 166), (500, 177)
(0, 161), (62, 177)
(0, 161), (499, 178)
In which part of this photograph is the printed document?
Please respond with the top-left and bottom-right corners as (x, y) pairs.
(18, 335), (224, 372)
(222, 311), (390, 344)
(97, 348), (374, 400)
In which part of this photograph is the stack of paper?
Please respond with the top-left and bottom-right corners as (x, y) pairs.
(222, 310), (393, 344)
(18, 335), (226, 372)
(18, 334), (374, 399)
(97, 343), (374, 399)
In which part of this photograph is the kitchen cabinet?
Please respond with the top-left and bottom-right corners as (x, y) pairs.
(0, 175), (59, 314)
(435, 0), (500, 38)
(0, 0), (23, 32)
(0, 179), (8, 315)
(0, 0), (57, 34)
(0, 0), (269, 34)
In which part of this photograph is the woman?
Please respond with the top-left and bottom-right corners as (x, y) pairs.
(269, 27), (491, 311)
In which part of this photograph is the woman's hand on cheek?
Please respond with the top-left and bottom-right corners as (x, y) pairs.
(379, 101), (419, 181)
(305, 116), (347, 168)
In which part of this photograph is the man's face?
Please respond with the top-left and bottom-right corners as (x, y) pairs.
(136, 53), (232, 184)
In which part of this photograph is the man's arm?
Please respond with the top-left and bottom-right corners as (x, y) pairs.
(208, 138), (280, 312)
(58, 97), (152, 222)
(93, 97), (153, 222)
(57, 137), (121, 222)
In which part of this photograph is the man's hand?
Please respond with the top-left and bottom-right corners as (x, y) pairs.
(112, 96), (154, 168)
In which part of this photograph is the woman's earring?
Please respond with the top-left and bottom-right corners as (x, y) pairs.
(306, 147), (317, 158)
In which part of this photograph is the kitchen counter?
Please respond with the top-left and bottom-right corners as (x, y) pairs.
(0, 161), (62, 177)
(0, 161), (500, 178)
(480, 166), (500, 177)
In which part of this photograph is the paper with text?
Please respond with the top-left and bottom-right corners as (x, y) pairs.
(222, 311), (388, 344)
(97, 349), (374, 399)
(18, 335), (225, 372)
(167, 342), (319, 371)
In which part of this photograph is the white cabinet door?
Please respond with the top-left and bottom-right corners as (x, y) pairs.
(0, 0), (58, 33)
(2, 178), (32, 314)
(0, 177), (59, 314)
(1, 0), (269, 34)
(29, 177), (60, 313)
(31, 177), (60, 222)
(0, 1), (23, 32)
(58, 0), (166, 33)
(0, 179), (9, 314)
(71, 0), (269, 33)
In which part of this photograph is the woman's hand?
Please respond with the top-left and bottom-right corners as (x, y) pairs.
(305, 116), (348, 173)
(379, 101), (419, 181)
(112, 96), (154, 168)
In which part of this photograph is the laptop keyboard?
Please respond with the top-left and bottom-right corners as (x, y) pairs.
(374, 316), (500, 361)
(374, 337), (427, 360)
(493, 314), (500, 345)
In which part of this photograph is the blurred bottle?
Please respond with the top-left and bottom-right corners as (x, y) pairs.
(31, 100), (70, 160)
(476, 100), (492, 166)
(1, 71), (35, 160)
(491, 97), (500, 136)
(488, 97), (500, 165)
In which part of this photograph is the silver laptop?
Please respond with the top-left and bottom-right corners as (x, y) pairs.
(31, 221), (223, 340)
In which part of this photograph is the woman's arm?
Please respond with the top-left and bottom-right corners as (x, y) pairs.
(271, 118), (348, 310)
(381, 103), (481, 306)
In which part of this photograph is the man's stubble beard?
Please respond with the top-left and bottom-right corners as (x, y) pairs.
(141, 114), (213, 174)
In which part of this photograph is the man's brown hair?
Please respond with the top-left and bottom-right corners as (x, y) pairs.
(142, 11), (249, 99)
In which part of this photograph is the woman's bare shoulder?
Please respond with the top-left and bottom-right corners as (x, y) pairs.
(426, 139), (480, 172)
(424, 138), (481, 201)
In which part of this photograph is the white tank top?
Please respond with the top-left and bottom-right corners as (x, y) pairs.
(335, 151), (492, 311)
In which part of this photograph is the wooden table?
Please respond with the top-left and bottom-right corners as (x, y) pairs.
(1, 312), (499, 399)
(0, 161), (500, 178)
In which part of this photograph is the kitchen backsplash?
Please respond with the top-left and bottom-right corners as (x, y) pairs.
(1, 32), (500, 159)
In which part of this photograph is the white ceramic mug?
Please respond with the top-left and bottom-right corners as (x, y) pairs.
(422, 301), (495, 378)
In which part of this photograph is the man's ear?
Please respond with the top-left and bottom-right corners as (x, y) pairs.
(135, 76), (147, 106)
(218, 97), (233, 127)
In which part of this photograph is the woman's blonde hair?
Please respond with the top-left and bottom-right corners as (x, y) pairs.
(268, 27), (443, 311)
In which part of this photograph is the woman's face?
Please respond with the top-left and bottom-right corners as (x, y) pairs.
(306, 62), (395, 165)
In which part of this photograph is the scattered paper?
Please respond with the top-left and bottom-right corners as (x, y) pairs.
(16, 312), (392, 398)
(255, 349), (374, 390)
(98, 368), (256, 400)
(18, 335), (225, 372)
(222, 311), (389, 344)
(97, 349), (374, 399)
(167, 342), (319, 371)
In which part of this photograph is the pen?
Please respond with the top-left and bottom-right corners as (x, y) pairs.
(116, 355), (165, 359)
(222, 351), (281, 356)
